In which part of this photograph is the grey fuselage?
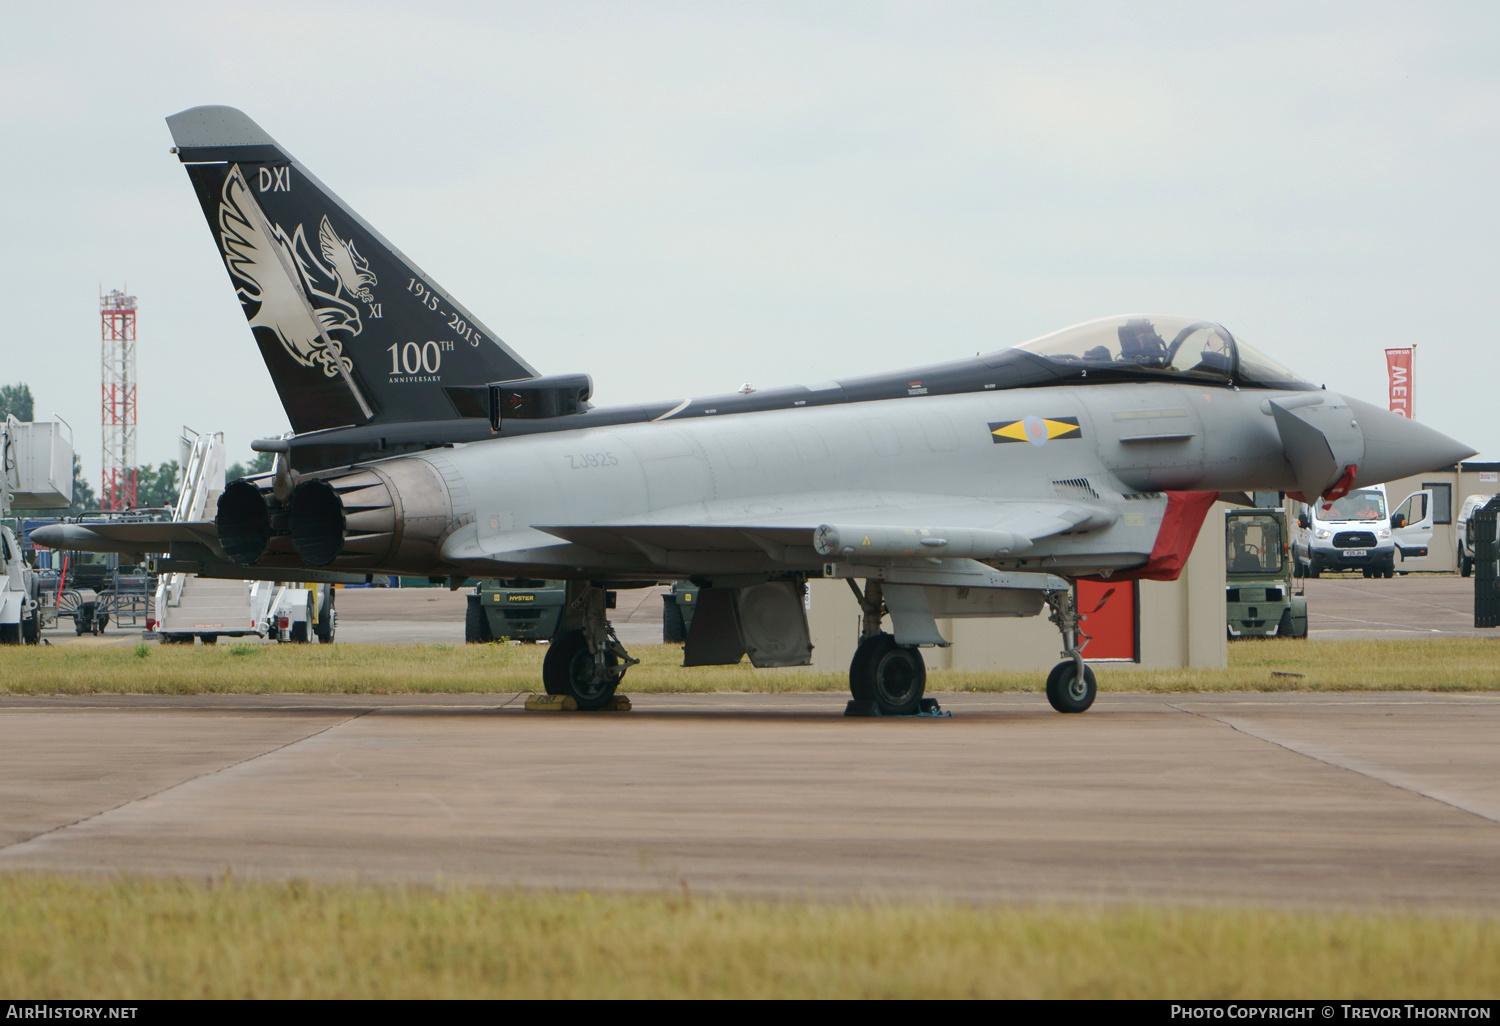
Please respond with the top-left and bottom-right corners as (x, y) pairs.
(358, 380), (1370, 582)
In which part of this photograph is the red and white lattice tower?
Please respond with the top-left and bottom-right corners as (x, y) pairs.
(100, 288), (139, 511)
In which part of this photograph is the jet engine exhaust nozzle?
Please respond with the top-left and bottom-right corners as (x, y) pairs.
(215, 479), (273, 565)
(281, 458), (455, 573)
(288, 479), (345, 567)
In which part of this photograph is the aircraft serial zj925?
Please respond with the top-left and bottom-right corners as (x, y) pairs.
(38, 106), (1474, 715)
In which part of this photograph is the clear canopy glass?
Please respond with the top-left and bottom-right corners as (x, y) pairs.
(1012, 315), (1314, 389)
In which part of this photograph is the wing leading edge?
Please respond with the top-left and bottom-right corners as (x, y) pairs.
(523, 497), (1118, 568)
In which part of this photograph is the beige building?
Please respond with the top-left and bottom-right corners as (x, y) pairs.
(1383, 461), (1500, 573)
(803, 503), (1231, 673)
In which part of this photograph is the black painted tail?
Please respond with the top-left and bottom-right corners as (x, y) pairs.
(167, 105), (536, 434)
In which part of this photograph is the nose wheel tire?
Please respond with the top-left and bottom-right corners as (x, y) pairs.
(542, 629), (621, 710)
(1045, 660), (1097, 713)
(849, 633), (927, 716)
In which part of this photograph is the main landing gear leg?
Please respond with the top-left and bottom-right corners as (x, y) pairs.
(844, 579), (927, 716)
(543, 582), (639, 710)
(1044, 586), (1096, 713)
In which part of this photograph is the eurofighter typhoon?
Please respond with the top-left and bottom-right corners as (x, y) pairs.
(38, 106), (1474, 715)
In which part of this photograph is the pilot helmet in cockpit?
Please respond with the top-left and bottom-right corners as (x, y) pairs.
(1117, 318), (1169, 365)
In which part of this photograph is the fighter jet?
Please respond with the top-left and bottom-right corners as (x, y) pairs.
(37, 106), (1475, 715)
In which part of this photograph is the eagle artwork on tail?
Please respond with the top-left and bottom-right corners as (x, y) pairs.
(319, 215), (377, 304)
(217, 165), (375, 379)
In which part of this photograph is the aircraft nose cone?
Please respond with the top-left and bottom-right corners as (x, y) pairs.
(1343, 396), (1476, 486)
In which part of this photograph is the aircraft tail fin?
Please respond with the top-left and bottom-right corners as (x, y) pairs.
(166, 105), (536, 434)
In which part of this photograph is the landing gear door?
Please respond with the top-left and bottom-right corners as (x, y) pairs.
(1392, 490), (1433, 561)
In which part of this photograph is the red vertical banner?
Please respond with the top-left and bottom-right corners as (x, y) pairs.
(1386, 347), (1414, 419)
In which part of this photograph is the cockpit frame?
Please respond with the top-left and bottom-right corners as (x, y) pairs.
(1011, 314), (1316, 392)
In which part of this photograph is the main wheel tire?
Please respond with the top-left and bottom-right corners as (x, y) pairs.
(1045, 660), (1097, 713)
(847, 633), (885, 701)
(1384, 567), (1395, 579)
(1277, 607), (1294, 638)
(662, 596), (687, 644)
(1361, 568), (1372, 579)
(541, 629), (620, 710)
(21, 609), (40, 645)
(315, 591), (336, 643)
(465, 595), (493, 644)
(849, 633), (926, 716)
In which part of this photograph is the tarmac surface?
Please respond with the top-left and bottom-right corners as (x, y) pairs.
(1302, 573), (1490, 639)
(39, 584), (670, 647)
(15, 573), (1499, 908)
(47, 572), (1496, 647)
(211, 585), (663, 647)
(1, 690), (1497, 909)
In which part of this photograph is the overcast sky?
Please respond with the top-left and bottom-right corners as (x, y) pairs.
(1, 1), (1496, 484)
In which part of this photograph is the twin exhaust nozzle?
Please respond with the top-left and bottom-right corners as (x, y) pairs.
(215, 478), (348, 567)
(213, 458), (449, 573)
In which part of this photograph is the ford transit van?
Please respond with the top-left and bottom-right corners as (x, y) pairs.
(1293, 485), (1434, 578)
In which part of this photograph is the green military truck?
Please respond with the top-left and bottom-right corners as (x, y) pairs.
(1226, 507), (1307, 639)
(466, 579), (566, 643)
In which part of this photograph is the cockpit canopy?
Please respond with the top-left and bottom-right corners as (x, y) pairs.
(1013, 315), (1316, 391)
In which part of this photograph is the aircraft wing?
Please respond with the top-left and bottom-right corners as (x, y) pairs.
(524, 494), (1117, 564)
(29, 521), (220, 554)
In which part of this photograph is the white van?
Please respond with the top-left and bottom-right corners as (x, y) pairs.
(1293, 484), (1435, 579)
(1455, 493), (1498, 577)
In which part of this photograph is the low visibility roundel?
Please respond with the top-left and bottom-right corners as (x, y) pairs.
(988, 416), (1082, 445)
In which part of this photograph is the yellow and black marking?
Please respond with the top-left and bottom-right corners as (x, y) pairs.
(989, 416), (1082, 444)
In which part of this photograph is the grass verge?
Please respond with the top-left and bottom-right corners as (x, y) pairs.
(1, 638), (1498, 696)
(1, 874), (1496, 999)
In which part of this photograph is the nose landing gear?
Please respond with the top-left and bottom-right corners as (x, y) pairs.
(1044, 586), (1096, 713)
